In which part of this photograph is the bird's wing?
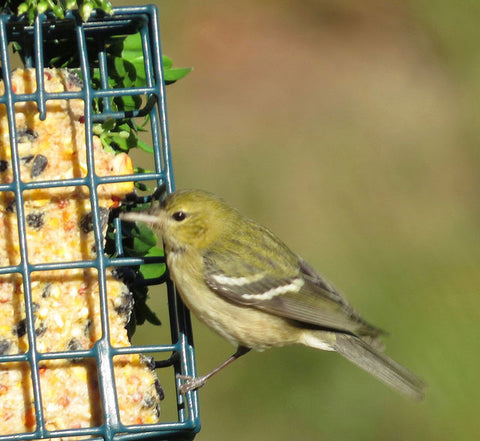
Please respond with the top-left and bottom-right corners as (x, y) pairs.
(203, 237), (381, 337)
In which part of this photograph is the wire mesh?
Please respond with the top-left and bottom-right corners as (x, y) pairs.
(0, 5), (200, 440)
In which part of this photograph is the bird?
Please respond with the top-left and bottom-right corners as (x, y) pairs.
(121, 189), (425, 400)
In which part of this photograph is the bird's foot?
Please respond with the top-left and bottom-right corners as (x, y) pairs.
(177, 374), (208, 394)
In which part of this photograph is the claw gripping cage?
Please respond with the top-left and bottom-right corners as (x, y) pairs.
(0, 5), (199, 441)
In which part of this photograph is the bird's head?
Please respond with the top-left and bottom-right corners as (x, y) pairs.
(122, 190), (238, 252)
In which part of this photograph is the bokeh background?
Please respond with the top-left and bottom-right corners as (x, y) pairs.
(131, 1), (480, 440)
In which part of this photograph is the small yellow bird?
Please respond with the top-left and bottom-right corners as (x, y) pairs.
(122, 189), (425, 400)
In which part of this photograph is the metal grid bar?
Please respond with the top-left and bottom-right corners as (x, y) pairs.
(0, 5), (200, 440)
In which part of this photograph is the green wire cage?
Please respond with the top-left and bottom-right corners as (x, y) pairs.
(0, 5), (200, 440)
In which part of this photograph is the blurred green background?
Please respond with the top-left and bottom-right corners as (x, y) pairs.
(132, 1), (480, 440)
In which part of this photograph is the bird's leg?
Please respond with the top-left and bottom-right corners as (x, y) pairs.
(177, 346), (251, 394)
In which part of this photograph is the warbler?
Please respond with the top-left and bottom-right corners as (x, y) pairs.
(121, 189), (425, 400)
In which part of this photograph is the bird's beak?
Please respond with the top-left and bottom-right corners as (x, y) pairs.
(120, 211), (162, 226)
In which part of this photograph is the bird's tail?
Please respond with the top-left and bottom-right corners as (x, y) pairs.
(334, 333), (425, 400)
(301, 330), (425, 400)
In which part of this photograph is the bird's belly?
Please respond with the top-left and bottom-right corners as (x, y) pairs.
(169, 259), (301, 350)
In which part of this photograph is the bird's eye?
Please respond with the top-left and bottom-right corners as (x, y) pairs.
(172, 211), (186, 222)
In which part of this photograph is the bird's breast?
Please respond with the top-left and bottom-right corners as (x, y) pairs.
(166, 250), (302, 350)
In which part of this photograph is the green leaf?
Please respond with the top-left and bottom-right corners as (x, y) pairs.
(128, 222), (158, 255)
(36, 1), (49, 14)
(112, 57), (137, 86)
(109, 92), (142, 112)
(109, 134), (129, 152)
(102, 117), (116, 132)
(118, 39), (192, 84)
(118, 122), (134, 132)
(113, 56), (127, 77)
(52, 5), (64, 18)
(121, 34), (144, 63)
(134, 166), (154, 174)
(100, 0), (113, 15)
(162, 55), (173, 69)
(134, 182), (149, 191)
(80, 2), (94, 21)
(164, 67), (193, 84)
(118, 34), (146, 85)
(17, 2), (29, 15)
(136, 139), (154, 154)
(139, 246), (166, 279)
